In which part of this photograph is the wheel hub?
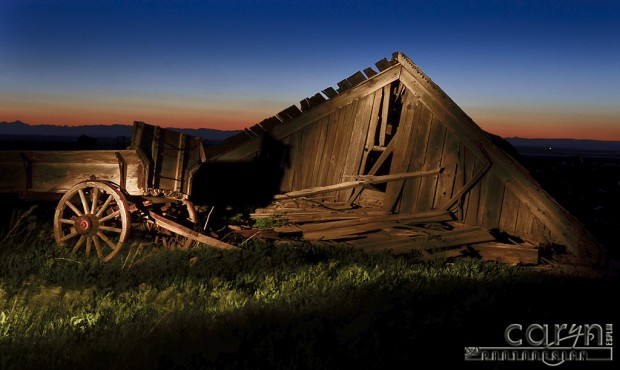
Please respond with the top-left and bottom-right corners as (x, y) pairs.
(75, 215), (99, 236)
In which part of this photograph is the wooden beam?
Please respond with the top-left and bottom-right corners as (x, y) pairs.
(274, 168), (443, 200)
(149, 212), (236, 250)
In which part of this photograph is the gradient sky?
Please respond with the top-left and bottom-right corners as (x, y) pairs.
(1, 0), (619, 140)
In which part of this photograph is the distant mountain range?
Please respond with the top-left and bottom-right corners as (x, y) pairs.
(1, 120), (619, 154)
(0, 120), (240, 142)
(505, 137), (620, 152)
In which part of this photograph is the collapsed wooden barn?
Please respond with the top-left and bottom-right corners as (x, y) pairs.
(199, 52), (600, 264)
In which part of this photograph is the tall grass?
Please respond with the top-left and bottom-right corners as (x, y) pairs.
(0, 216), (618, 369)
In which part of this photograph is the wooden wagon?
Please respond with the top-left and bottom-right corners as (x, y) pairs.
(0, 121), (233, 262)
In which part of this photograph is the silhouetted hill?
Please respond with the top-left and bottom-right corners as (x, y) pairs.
(0, 121), (239, 142)
(505, 137), (620, 158)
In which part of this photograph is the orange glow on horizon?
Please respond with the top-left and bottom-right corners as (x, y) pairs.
(469, 108), (620, 141)
(3, 100), (620, 141)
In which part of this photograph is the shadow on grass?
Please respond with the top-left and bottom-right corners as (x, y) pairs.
(1, 239), (618, 370)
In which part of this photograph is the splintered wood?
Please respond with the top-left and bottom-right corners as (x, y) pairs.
(252, 199), (539, 265)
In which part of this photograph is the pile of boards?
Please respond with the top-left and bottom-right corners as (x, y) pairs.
(250, 199), (539, 265)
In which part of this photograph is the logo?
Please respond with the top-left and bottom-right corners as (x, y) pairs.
(465, 323), (613, 366)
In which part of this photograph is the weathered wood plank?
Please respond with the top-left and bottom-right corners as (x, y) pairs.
(384, 91), (418, 213)
(357, 88), (384, 178)
(310, 116), (330, 188)
(290, 131), (304, 191)
(478, 172), (505, 229)
(276, 105), (303, 122)
(316, 109), (342, 187)
(337, 79), (353, 93)
(258, 116), (283, 131)
(471, 242), (539, 265)
(379, 85), (391, 147)
(322, 87), (338, 99)
(400, 102), (433, 214)
(149, 212), (236, 250)
(308, 93), (327, 108)
(413, 117), (447, 211)
(498, 186), (521, 233)
(339, 92), (376, 201)
(514, 201), (535, 236)
(297, 124), (321, 188)
(347, 71), (367, 87)
(375, 58), (391, 72)
(360, 227), (494, 254)
(274, 169), (443, 200)
(329, 100), (359, 192)
(432, 131), (459, 210)
(299, 209), (453, 234)
(363, 67), (378, 78)
(279, 136), (294, 191)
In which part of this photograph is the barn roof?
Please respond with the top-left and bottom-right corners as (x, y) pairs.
(204, 52), (600, 263)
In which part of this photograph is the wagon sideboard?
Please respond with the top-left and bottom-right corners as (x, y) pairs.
(0, 121), (206, 198)
(0, 150), (147, 196)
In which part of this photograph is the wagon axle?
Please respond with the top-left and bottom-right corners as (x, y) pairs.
(74, 215), (98, 236)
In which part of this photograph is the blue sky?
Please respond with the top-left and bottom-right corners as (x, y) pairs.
(1, 0), (619, 139)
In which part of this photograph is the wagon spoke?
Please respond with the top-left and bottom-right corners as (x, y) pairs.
(99, 225), (123, 233)
(92, 235), (103, 258)
(86, 236), (92, 256)
(71, 235), (86, 254)
(96, 194), (114, 217)
(90, 188), (100, 214)
(99, 210), (121, 223)
(60, 229), (79, 242)
(78, 189), (89, 214)
(97, 231), (117, 251)
(55, 181), (129, 262)
(66, 200), (83, 216)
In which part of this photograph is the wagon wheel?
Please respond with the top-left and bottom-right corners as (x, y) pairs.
(54, 181), (130, 263)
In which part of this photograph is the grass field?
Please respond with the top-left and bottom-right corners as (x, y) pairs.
(1, 213), (618, 370)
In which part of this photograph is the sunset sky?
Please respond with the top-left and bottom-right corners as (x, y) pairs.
(1, 0), (618, 140)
